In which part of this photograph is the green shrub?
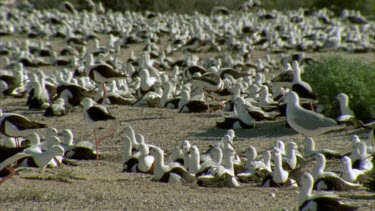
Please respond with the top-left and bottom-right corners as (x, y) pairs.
(303, 56), (375, 123)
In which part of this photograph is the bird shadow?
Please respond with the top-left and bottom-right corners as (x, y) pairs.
(191, 120), (298, 141)
(121, 117), (173, 123)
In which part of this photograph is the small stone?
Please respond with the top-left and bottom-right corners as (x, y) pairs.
(269, 192), (275, 197)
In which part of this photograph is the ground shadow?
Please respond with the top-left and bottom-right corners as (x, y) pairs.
(121, 117), (173, 123)
(192, 120), (298, 141)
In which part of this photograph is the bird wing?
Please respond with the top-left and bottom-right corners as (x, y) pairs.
(289, 107), (337, 130)
(86, 106), (115, 121)
(4, 115), (47, 131)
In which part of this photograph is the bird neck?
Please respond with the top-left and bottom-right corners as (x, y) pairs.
(63, 133), (74, 146)
(298, 180), (312, 206)
(223, 152), (234, 176)
(153, 152), (166, 173)
(293, 66), (302, 83)
(189, 152), (200, 174)
(35, 146), (63, 168)
(123, 139), (132, 161)
(313, 158), (325, 178)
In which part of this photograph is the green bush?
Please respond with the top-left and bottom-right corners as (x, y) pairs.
(303, 56), (375, 123)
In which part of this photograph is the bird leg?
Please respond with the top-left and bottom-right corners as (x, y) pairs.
(94, 125), (116, 166)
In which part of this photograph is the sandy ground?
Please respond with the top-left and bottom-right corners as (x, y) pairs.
(0, 33), (374, 210)
(1, 97), (375, 210)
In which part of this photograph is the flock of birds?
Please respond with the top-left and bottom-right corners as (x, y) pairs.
(0, 1), (374, 210)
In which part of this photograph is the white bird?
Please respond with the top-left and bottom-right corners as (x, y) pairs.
(262, 149), (297, 187)
(341, 156), (367, 183)
(336, 93), (355, 122)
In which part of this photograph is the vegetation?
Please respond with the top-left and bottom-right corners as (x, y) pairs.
(303, 56), (375, 123)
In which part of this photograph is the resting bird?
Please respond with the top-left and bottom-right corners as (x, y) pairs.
(298, 173), (359, 211)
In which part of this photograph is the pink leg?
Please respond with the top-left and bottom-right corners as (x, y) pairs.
(94, 125), (116, 166)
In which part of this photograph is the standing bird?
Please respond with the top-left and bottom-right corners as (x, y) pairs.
(81, 97), (116, 165)
(87, 63), (127, 104)
(286, 91), (344, 137)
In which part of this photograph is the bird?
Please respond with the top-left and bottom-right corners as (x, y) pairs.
(335, 93), (355, 123)
(350, 141), (373, 171)
(286, 91), (345, 137)
(303, 136), (343, 159)
(160, 81), (180, 109)
(122, 136), (140, 172)
(312, 153), (361, 191)
(0, 145), (65, 172)
(0, 109), (48, 138)
(0, 132), (41, 162)
(149, 146), (194, 184)
(262, 149), (298, 188)
(178, 90), (208, 113)
(216, 97), (255, 129)
(43, 98), (66, 117)
(298, 173), (359, 211)
(59, 128), (97, 160)
(341, 156), (367, 183)
(134, 143), (154, 174)
(81, 97), (116, 165)
(56, 83), (95, 108)
(87, 62), (127, 104)
(237, 146), (271, 183)
(290, 61), (317, 100)
(196, 146), (240, 188)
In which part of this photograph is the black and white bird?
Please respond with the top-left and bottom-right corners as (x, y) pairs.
(59, 128), (97, 160)
(0, 145), (65, 171)
(0, 109), (48, 138)
(149, 146), (194, 184)
(312, 153), (361, 191)
(303, 136), (343, 159)
(81, 97), (116, 164)
(43, 98), (66, 117)
(196, 146), (240, 188)
(298, 173), (359, 211)
(178, 90), (208, 113)
(262, 149), (298, 188)
(87, 62), (127, 104)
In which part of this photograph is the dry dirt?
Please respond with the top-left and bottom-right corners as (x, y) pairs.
(0, 34), (374, 210)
